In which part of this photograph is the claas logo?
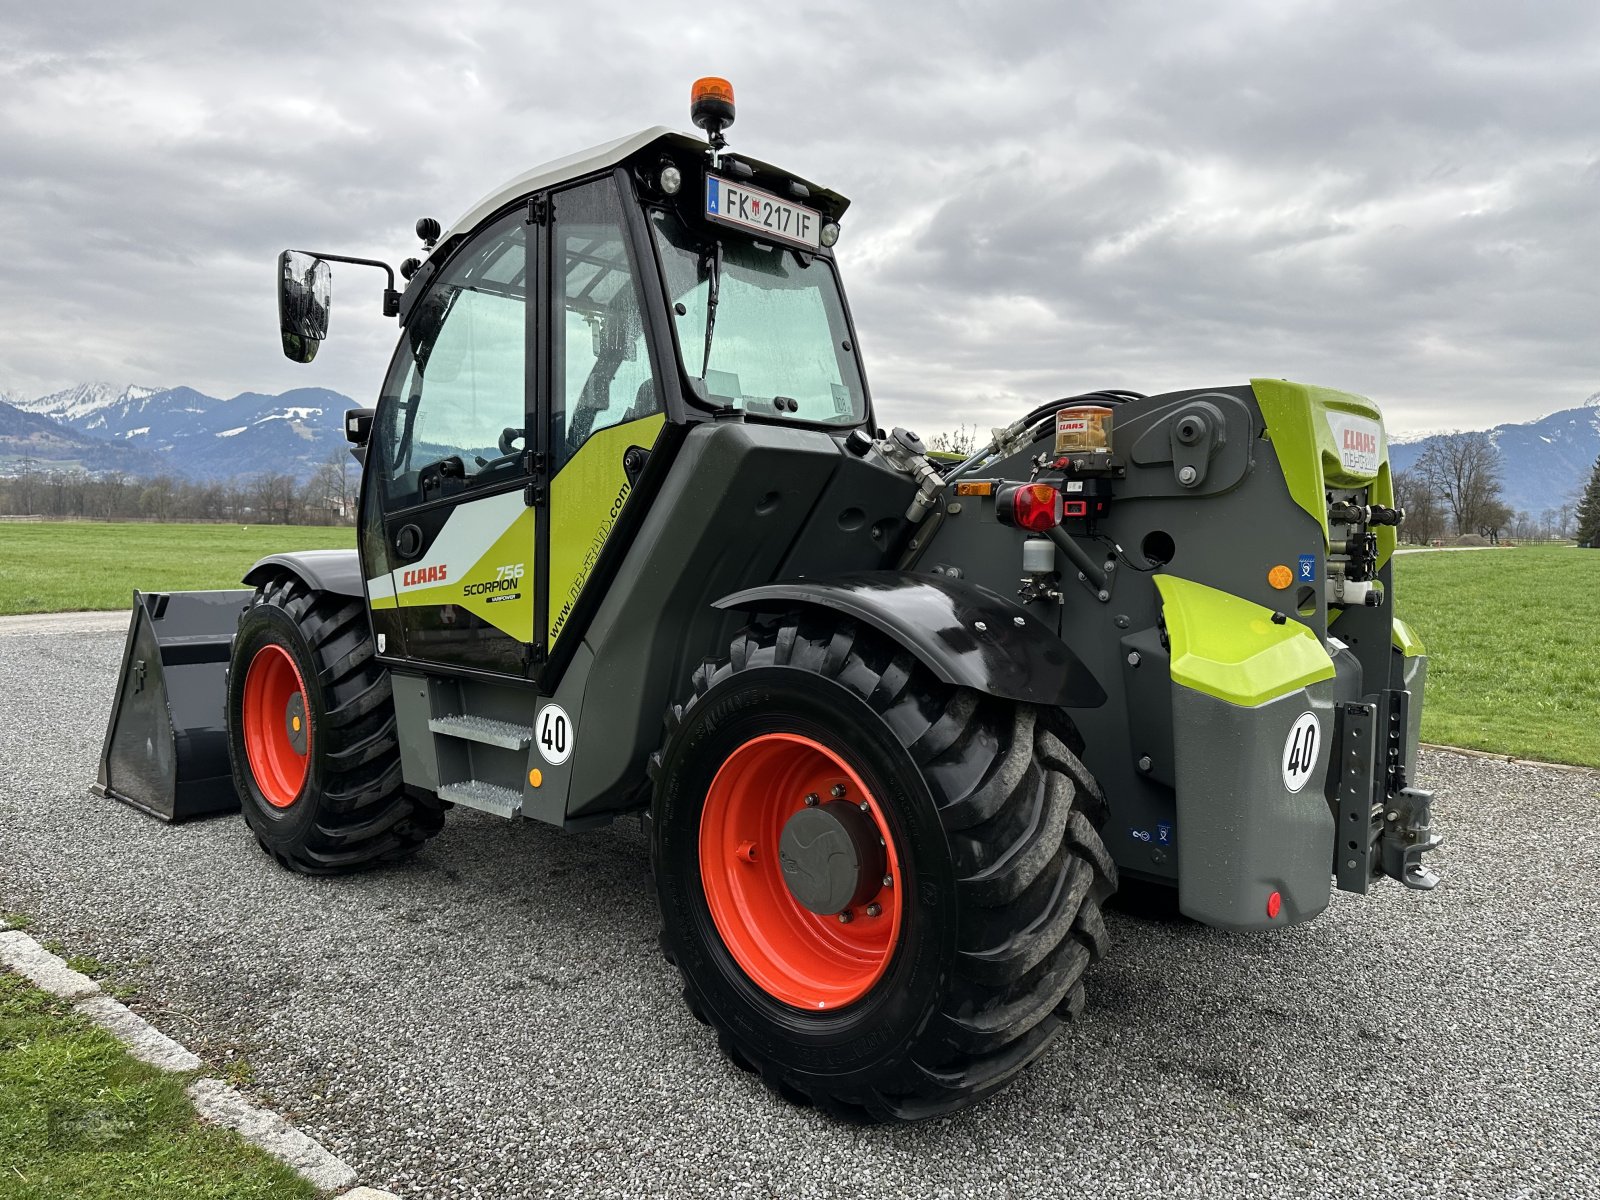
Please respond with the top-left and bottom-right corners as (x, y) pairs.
(402, 564), (448, 587)
(1342, 428), (1377, 455)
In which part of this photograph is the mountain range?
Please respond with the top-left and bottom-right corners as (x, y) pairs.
(2, 381), (1598, 517)
(0, 383), (354, 482)
(1390, 392), (1600, 518)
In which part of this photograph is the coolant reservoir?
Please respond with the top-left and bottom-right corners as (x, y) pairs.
(1055, 406), (1113, 456)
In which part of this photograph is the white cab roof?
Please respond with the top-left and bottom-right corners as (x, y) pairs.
(437, 126), (848, 252)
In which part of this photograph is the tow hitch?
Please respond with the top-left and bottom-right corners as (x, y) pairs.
(1333, 691), (1442, 895)
(1381, 785), (1443, 891)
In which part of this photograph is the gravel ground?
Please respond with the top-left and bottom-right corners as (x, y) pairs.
(1, 614), (1596, 1199)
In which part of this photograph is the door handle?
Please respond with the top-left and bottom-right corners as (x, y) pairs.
(394, 524), (423, 559)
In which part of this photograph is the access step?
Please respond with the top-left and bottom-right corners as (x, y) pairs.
(437, 778), (522, 819)
(428, 714), (533, 750)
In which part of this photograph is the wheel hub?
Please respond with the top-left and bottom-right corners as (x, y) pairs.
(778, 801), (884, 915)
(284, 693), (307, 755)
(241, 642), (311, 809)
(698, 731), (904, 1009)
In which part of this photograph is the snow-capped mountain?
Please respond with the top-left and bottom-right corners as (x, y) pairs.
(13, 382), (166, 428)
(2, 384), (357, 481)
(3, 382), (358, 483)
(1389, 393), (1600, 517)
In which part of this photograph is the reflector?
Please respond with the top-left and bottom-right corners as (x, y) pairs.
(1010, 484), (1062, 533)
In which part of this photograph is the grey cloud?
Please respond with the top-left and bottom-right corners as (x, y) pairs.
(0, 1), (1594, 436)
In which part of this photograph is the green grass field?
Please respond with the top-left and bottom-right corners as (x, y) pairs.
(0, 523), (1593, 766)
(0, 969), (315, 1199)
(1393, 545), (1600, 768)
(0, 523), (353, 615)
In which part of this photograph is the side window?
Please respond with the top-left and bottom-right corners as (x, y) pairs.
(553, 178), (658, 472)
(377, 213), (527, 508)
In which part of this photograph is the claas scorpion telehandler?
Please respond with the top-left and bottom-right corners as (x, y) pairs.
(96, 79), (1439, 1121)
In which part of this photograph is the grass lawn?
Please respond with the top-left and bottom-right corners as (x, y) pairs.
(0, 970), (315, 1200)
(0, 523), (353, 615)
(1393, 545), (1600, 768)
(0, 522), (1593, 766)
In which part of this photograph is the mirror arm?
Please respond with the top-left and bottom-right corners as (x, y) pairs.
(289, 250), (401, 317)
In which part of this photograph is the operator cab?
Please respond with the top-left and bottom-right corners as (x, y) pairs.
(275, 80), (872, 683)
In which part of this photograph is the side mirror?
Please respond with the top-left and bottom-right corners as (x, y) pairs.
(344, 407), (374, 446)
(278, 250), (332, 363)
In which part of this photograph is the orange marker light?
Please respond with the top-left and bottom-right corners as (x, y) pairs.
(954, 481), (994, 497)
(691, 77), (737, 135)
(692, 76), (735, 106)
(528, 769), (543, 789)
(1268, 564), (1293, 590)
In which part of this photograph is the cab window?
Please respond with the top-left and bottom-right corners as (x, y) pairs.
(377, 213), (527, 508)
(553, 178), (659, 472)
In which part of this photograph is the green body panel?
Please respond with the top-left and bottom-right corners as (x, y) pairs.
(1251, 378), (1398, 568)
(1153, 574), (1335, 707)
(1392, 616), (1426, 658)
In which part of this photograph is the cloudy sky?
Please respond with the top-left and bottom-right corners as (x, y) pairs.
(2, 1), (1596, 436)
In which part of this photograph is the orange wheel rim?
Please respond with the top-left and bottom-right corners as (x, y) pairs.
(699, 732), (903, 1010)
(241, 644), (310, 809)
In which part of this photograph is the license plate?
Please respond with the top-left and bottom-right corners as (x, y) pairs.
(705, 175), (820, 250)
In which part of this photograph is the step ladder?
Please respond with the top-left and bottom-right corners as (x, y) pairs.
(429, 713), (532, 819)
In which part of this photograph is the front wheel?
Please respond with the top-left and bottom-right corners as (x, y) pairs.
(226, 575), (444, 875)
(650, 614), (1116, 1122)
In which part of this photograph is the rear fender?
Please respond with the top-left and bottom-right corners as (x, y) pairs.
(714, 570), (1106, 708)
(243, 549), (364, 598)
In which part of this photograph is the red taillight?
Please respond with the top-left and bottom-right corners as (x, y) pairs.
(1000, 483), (1061, 533)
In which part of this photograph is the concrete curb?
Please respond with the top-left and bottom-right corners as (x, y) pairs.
(188, 1077), (357, 1193)
(1421, 742), (1600, 777)
(0, 926), (396, 1198)
(0, 610), (129, 637)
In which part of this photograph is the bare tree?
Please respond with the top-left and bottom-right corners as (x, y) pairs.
(1476, 499), (1513, 545)
(1417, 432), (1503, 537)
(927, 424), (979, 456)
(1391, 468), (1444, 545)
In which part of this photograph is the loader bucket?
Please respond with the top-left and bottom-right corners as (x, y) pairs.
(94, 589), (253, 822)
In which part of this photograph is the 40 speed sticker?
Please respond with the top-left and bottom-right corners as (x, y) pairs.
(536, 703), (574, 766)
(1281, 712), (1320, 793)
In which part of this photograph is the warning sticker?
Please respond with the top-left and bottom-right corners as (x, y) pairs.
(536, 703), (574, 766)
(1281, 712), (1320, 794)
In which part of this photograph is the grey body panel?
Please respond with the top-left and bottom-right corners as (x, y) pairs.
(1172, 684), (1335, 928)
(716, 572), (1106, 707)
(369, 380), (1428, 930)
(914, 384), (1422, 917)
(243, 550), (364, 598)
(562, 420), (914, 818)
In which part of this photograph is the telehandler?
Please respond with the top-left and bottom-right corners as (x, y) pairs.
(97, 78), (1439, 1121)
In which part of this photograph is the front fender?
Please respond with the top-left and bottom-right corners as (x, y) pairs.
(714, 571), (1105, 708)
(242, 549), (364, 598)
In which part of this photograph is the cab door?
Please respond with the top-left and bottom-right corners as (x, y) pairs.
(545, 176), (668, 649)
(365, 210), (536, 676)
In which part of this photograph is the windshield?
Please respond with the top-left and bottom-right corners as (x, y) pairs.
(650, 208), (867, 426)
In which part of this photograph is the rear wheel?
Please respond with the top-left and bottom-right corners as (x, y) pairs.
(651, 613), (1116, 1122)
(226, 575), (444, 875)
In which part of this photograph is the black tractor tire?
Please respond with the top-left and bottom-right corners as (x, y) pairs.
(650, 613), (1116, 1122)
(226, 574), (444, 875)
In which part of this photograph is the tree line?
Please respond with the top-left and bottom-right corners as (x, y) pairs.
(1392, 431), (1585, 545)
(0, 449), (357, 525)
